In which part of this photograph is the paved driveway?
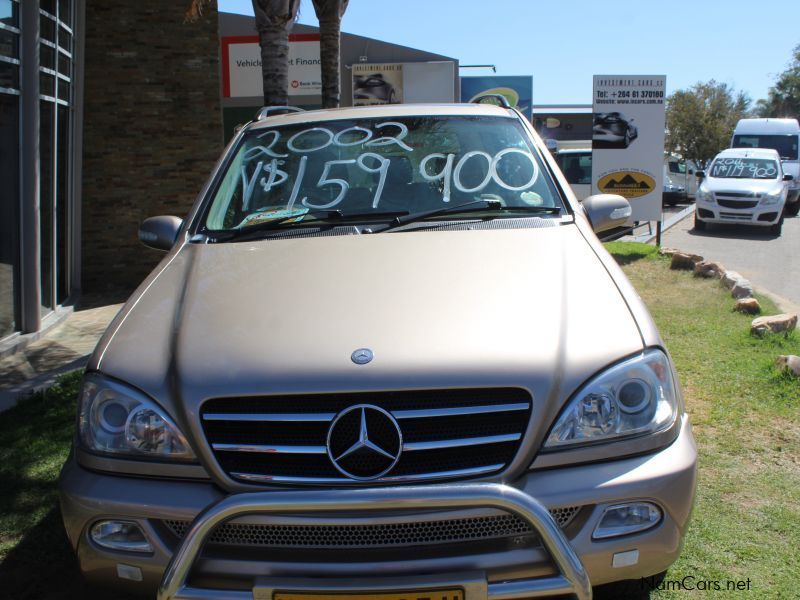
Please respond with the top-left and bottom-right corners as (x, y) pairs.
(663, 209), (800, 312)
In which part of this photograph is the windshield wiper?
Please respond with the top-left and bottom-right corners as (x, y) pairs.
(379, 200), (561, 232)
(206, 210), (409, 243)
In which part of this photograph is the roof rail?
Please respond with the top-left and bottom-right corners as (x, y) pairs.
(255, 106), (306, 120)
(470, 94), (511, 109)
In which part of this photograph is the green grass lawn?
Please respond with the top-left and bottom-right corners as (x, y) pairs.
(0, 372), (89, 598)
(0, 242), (798, 598)
(605, 241), (800, 599)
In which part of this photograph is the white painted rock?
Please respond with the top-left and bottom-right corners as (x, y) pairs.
(734, 298), (761, 314)
(721, 270), (744, 290)
(776, 355), (800, 377)
(694, 261), (725, 279)
(731, 280), (754, 299)
(751, 313), (798, 336)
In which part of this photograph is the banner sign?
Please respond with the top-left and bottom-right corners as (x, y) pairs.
(460, 76), (533, 120)
(352, 63), (404, 105)
(592, 75), (666, 222)
(221, 34), (321, 98)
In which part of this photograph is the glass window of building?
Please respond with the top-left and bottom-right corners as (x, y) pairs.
(0, 0), (20, 338)
(39, 0), (74, 316)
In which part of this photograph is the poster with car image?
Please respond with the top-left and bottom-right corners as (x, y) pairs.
(592, 75), (666, 222)
(353, 63), (403, 105)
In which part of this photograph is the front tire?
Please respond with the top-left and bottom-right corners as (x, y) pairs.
(770, 215), (783, 235)
(785, 202), (800, 217)
(694, 212), (706, 231)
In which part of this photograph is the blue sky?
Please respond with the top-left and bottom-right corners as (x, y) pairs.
(219, 0), (798, 106)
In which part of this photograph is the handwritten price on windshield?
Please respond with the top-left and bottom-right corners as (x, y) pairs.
(238, 122), (539, 211)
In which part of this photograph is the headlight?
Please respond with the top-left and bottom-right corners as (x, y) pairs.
(78, 373), (195, 460)
(696, 187), (714, 203)
(544, 349), (678, 449)
(760, 189), (784, 205)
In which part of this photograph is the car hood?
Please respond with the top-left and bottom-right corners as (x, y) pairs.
(704, 177), (784, 194)
(93, 224), (644, 458)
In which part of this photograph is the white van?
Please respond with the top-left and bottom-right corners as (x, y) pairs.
(731, 118), (800, 215)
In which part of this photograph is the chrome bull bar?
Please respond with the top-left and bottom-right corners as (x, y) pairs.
(157, 483), (592, 600)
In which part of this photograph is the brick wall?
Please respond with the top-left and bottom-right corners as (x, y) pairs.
(82, 1), (222, 292)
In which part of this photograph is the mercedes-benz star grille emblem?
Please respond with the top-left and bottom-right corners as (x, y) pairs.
(351, 348), (374, 365)
(326, 404), (402, 480)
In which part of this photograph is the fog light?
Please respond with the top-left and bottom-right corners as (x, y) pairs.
(593, 502), (662, 540)
(116, 563), (143, 581)
(90, 520), (152, 553)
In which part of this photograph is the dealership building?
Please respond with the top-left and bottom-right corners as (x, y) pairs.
(218, 12), (459, 141)
(1, 0), (224, 350)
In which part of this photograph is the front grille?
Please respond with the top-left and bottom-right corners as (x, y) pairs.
(716, 191), (755, 198)
(719, 211), (753, 220)
(201, 388), (532, 485)
(162, 507), (580, 549)
(718, 199), (758, 209)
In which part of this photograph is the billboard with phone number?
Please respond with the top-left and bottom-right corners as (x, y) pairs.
(592, 75), (666, 223)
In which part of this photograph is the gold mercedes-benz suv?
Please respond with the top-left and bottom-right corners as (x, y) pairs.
(60, 101), (697, 600)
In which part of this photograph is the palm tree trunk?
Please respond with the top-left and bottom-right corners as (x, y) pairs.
(312, 0), (349, 108)
(252, 0), (300, 107)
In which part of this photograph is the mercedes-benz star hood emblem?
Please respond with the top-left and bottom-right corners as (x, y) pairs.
(326, 404), (402, 480)
(351, 348), (374, 365)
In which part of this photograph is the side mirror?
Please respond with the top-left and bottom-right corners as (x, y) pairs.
(695, 170), (705, 179)
(582, 194), (631, 233)
(783, 174), (794, 181)
(139, 216), (183, 251)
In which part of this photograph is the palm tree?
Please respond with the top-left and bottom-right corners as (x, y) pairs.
(311, 0), (349, 108)
(251, 0), (301, 106)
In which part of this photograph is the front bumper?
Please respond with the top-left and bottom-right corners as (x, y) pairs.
(696, 199), (783, 225)
(60, 418), (697, 599)
(662, 189), (686, 204)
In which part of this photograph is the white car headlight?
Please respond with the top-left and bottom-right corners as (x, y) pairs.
(760, 189), (784, 205)
(545, 349), (679, 449)
(696, 187), (714, 203)
(78, 373), (195, 460)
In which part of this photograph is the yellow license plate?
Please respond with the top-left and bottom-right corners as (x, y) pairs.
(274, 589), (464, 600)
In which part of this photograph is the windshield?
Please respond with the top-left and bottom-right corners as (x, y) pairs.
(595, 113), (624, 124)
(556, 152), (592, 184)
(709, 157), (780, 179)
(355, 76), (386, 88)
(203, 115), (563, 232)
(732, 134), (799, 160)
(668, 161), (686, 174)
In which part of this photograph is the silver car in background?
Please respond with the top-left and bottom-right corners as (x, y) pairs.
(60, 103), (697, 600)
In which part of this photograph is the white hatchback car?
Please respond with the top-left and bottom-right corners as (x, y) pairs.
(695, 148), (791, 234)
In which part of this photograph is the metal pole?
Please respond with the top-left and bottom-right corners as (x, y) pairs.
(20, 0), (41, 333)
(656, 220), (663, 247)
